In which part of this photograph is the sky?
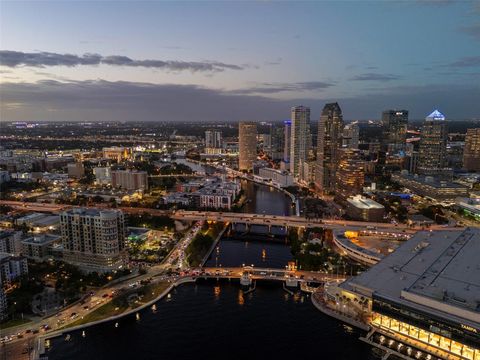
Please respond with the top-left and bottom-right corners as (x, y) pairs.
(0, 0), (479, 122)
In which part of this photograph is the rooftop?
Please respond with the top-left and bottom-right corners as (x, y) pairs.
(346, 195), (384, 209)
(22, 234), (61, 245)
(62, 208), (122, 217)
(342, 228), (480, 325)
(394, 173), (468, 189)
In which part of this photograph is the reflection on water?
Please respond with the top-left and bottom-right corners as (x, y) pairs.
(241, 180), (293, 216)
(205, 237), (293, 269)
(48, 281), (375, 360)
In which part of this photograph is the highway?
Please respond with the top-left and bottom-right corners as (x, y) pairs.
(0, 200), (464, 233)
(171, 210), (461, 232)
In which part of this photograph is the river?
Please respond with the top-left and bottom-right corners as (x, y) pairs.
(47, 281), (375, 360)
(46, 172), (376, 360)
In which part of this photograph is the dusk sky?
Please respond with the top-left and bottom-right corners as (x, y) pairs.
(1, 0), (479, 122)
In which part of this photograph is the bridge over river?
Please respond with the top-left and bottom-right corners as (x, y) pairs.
(183, 266), (346, 288)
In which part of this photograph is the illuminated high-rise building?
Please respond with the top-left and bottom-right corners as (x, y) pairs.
(335, 148), (365, 199)
(417, 110), (448, 175)
(238, 122), (257, 172)
(283, 120), (292, 164)
(315, 102), (344, 193)
(205, 130), (223, 150)
(290, 106), (311, 177)
(463, 128), (480, 171)
(381, 110), (408, 153)
(342, 122), (359, 149)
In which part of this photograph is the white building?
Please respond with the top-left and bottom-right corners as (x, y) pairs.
(258, 168), (294, 187)
(346, 195), (385, 222)
(93, 167), (112, 185)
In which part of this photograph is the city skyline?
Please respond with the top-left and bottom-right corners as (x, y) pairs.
(1, 1), (480, 122)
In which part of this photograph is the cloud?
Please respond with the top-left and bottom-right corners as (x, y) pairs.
(447, 56), (480, 67)
(0, 50), (243, 72)
(1, 79), (479, 122)
(232, 81), (335, 94)
(460, 24), (480, 40)
(350, 73), (401, 82)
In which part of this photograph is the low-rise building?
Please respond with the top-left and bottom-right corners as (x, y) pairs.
(0, 254), (28, 287)
(455, 197), (480, 221)
(321, 228), (480, 360)
(15, 213), (60, 232)
(21, 234), (61, 261)
(346, 195), (385, 222)
(103, 146), (131, 162)
(392, 171), (469, 202)
(0, 230), (22, 255)
(258, 168), (294, 187)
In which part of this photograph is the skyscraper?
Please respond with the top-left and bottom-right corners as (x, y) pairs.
(60, 208), (127, 272)
(417, 110), (448, 175)
(283, 120), (292, 164)
(463, 128), (480, 171)
(238, 122), (257, 172)
(315, 102), (344, 194)
(290, 106), (310, 177)
(268, 124), (284, 161)
(342, 122), (360, 149)
(381, 110), (408, 153)
(205, 130), (223, 150)
(335, 148), (365, 200)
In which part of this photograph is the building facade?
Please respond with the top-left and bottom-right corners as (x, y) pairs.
(316, 102), (344, 194)
(283, 120), (292, 164)
(0, 254), (28, 287)
(392, 172), (469, 202)
(342, 122), (360, 149)
(205, 130), (223, 154)
(60, 208), (127, 272)
(381, 110), (408, 154)
(418, 110), (448, 176)
(238, 122), (257, 172)
(463, 128), (480, 171)
(111, 170), (148, 191)
(335, 148), (365, 199)
(258, 167), (294, 187)
(290, 106), (311, 178)
(0, 230), (22, 255)
(345, 195), (385, 222)
(102, 147), (131, 162)
(321, 228), (480, 360)
(94, 167), (112, 185)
